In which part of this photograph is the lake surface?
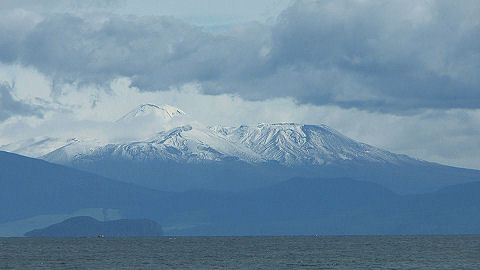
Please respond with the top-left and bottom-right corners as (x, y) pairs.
(1, 235), (479, 269)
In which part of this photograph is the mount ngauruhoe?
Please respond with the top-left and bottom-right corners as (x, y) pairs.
(2, 104), (479, 194)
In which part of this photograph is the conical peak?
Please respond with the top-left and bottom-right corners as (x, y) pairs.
(139, 104), (160, 110)
(117, 104), (186, 122)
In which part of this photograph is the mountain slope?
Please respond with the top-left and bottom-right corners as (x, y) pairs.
(0, 104), (424, 167)
(45, 125), (263, 164)
(0, 151), (167, 224)
(0, 137), (76, 158)
(42, 120), (479, 193)
(214, 123), (414, 166)
(2, 151), (480, 236)
(3, 104), (480, 194)
(173, 178), (480, 236)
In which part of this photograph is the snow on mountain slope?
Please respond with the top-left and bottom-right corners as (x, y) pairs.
(212, 123), (414, 166)
(116, 104), (186, 122)
(44, 124), (264, 164)
(1, 104), (187, 160)
(6, 104), (416, 167)
(42, 138), (106, 163)
(147, 125), (263, 162)
(0, 137), (77, 158)
(113, 104), (191, 141)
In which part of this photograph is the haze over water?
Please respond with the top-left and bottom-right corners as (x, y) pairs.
(1, 235), (479, 270)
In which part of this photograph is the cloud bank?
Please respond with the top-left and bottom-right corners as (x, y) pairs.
(0, 0), (478, 114)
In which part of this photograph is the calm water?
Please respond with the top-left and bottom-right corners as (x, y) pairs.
(0, 235), (479, 270)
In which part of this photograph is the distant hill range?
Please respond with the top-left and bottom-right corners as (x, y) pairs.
(2, 104), (480, 194)
(25, 216), (163, 237)
(1, 151), (479, 236)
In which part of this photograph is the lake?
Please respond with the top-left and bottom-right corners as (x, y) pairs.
(1, 235), (479, 269)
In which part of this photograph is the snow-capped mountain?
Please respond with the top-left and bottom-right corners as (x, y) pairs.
(213, 123), (412, 166)
(4, 103), (413, 166)
(6, 103), (476, 194)
(0, 137), (77, 158)
(40, 138), (107, 163)
(45, 124), (263, 164)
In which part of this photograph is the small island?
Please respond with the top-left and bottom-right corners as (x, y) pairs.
(24, 216), (163, 237)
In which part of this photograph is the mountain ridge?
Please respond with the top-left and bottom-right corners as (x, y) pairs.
(2, 151), (480, 236)
(2, 104), (479, 194)
(2, 104), (415, 167)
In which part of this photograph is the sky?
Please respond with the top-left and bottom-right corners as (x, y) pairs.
(0, 0), (479, 169)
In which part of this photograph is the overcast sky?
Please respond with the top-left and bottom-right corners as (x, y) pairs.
(0, 0), (479, 169)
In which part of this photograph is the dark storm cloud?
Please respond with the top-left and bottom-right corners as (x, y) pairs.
(0, 0), (479, 113)
(17, 15), (268, 91)
(263, 0), (480, 112)
(0, 83), (43, 121)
